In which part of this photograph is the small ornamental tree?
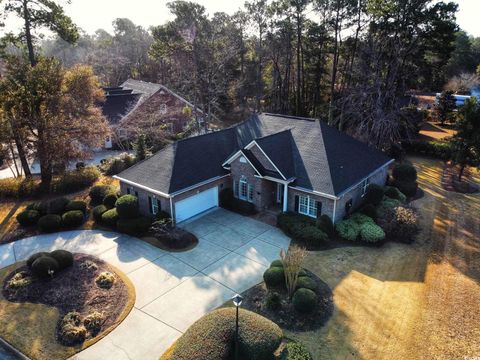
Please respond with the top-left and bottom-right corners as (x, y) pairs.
(133, 134), (151, 161)
(280, 245), (307, 299)
(435, 90), (456, 125)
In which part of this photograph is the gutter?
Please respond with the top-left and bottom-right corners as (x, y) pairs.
(113, 176), (171, 198)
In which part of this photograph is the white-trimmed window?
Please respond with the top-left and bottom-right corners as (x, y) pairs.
(159, 103), (167, 114)
(361, 178), (370, 197)
(239, 177), (248, 200)
(248, 184), (254, 202)
(152, 197), (159, 215)
(235, 176), (254, 203)
(299, 195), (318, 218)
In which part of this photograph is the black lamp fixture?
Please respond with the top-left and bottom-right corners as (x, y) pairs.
(232, 294), (244, 360)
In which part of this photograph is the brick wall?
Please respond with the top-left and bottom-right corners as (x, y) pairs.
(287, 188), (335, 219)
(249, 144), (277, 172)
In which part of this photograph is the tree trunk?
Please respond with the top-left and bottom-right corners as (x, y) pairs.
(328, 3), (341, 125)
(23, 0), (36, 66)
(296, 11), (302, 116)
(458, 164), (465, 181)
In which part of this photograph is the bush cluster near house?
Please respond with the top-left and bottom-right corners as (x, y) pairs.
(391, 162), (418, 198)
(0, 166), (100, 199)
(277, 212), (333, 249)
(219, 188), (256, 215)
(161, 308), (283, 360)
(16, 198), (88, 233)
(99, 154), (137, 176)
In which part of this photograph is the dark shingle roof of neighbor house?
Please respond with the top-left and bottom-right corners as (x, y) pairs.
(116, 113), (392, 196)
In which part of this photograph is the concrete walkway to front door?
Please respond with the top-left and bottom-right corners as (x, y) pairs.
(0, 208), (290, 360)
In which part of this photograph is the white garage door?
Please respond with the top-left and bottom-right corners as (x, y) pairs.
(175, 187), (219, 223)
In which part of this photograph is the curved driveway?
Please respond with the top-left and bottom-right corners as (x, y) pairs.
(0, 208), (290, 360)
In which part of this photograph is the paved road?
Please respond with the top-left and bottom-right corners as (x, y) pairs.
(0, 208), (290, 360)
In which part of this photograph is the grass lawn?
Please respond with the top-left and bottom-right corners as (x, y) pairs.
(0, 175), (119, 244)
(288, 156), (480, 359)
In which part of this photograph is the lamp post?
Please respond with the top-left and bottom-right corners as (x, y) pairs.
(232, 294), (243, 360)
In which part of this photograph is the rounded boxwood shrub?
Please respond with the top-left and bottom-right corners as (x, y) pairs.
(62, 210), (85, 228)
(376, 197), (403, 219)
(47, 197), (70, 215)
(101, 208), (119, 227)
(292, 288), (317, 314)
(335, 219), (360, 241)
(364, 184), (385, 206)
(384, 186), (407, 202)
(50, 250), (74, 270)
(349, 213), (375, 226)
(296, 276), (317, 292)
(31, 256), (60, 277)
(93, 205), (108, 222)
(377, 206), (420, 244)
(282, 341), (313, 360)
(116, 217), (152, 236)
(65, 200), (87, 214)
(298, 268), (307, 277)
(316, 214), (334, 237)
(263, 266), (285, 288)
(16, 209), (40, 227)
(26, 251), (50, 268)
(103, 193), (118, 209)
(266, 292), (281, 310)
(115, 195), (139, 219)
(359, 204), (377, 220)
(359, 222), (385, 243)
(270, 259), (284, 268)
(392, 179), (418, 198)
(38, 214), (62, 233)
(89, 185), (117, 205)
(392, 163), (417, 182)
(166, 308), (282, 360)
(297, 226), (328, 247)
(26, 202), (47, 215)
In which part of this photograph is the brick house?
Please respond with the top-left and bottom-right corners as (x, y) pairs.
(101, 79), (203, 148)
(114, 113), (393, 223)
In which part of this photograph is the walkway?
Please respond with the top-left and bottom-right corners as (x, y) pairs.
(0, 208), (290, 360)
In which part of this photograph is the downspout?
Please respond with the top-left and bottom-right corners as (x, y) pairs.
(169, 196), (174, 225)
(332, 198), (337, 223)
(283, 182), (288, 212)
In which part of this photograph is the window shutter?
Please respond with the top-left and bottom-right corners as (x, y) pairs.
(156, 198), (161, 211)
(316, 201), (322, 218)
(148, 196), (153, 214)
(233, 180), (239, 197)
(294, 195), (299, 213)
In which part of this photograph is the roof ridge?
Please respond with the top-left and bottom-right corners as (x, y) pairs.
(262, 113), (318, 122)
(254, 128), (292, 142)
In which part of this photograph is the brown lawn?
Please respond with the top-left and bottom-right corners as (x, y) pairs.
(292, 156), (480, 359)
(418, 121), (457, 141)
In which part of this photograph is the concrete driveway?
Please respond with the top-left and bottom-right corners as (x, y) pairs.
(0, 208), (290, 360)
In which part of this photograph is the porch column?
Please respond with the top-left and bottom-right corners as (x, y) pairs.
(283, 183), (288, 212)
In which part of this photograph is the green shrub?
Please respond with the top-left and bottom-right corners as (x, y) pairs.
(376, 197), (402, 218)
(26, 252), (50, 268)
(316, 214), (334, 237)
(359, 204), (377, 219)
(50, 250), (74, 270)
(296, 276), (317, 292)
(295, 226), (328, 247)
(31, 256), (60, 277)
(16, 209), (40, 227)
(298, 268), (307, 277)
(95, 272), (115, 288)
(392, 179), (418, 198)
(65, 200), (87, 214)
(102, 193), (118, 209)
(93, 205), (108, 222)
(359, 222), (385, 243)
(392, 163), (417, 182)
(277, 212), (315, 235)
(292, 288), (317, 314)
(377, 206), (420, 243)
(281, 341), (313, 360)
(100, 154), (136, 176)
(6, 271), (33, 289)
(101, 208), (119, 227)
(335, 219), (360, 241)
(62, 210), (85, 227)
(0, 178), (41, 199)
(116, 217), (152, 236)
(384, 186), (407, 202)
(47, 197), (70, 215)
(38, 214), (62, 233)
(270, 259), (284, 268)
(364, 184), (385, 206)
(89, 185), (117, 205)
(58, 312), (87, 345)
(231, 198), (256, 215)
(83, 311), (105, 332)
(169, 308), (282, 360)
(219, 188), (233, 208)
(263, 266), (285, 288)
(349, 213), (375, 226)
(115, 194), (139, 219)
(155, 210), (171, 220)
(266, 292), (281, 310)
(401, 140), (454, 161)
(53, 167), (100, 194)
(26, 202), (47, 215)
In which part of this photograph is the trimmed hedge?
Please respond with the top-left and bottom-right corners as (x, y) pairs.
(93, 205), (108, 222)
(295, 226), (328, 247)
(0, 178), (40, 199)
(62, 210), (85, 228)
(364, 184), (385, 206)
(296, 276), (317, 292)
(31, 256), (60, 277)
(392, 179), (418, 198)
(103, 193), (118, 209)
(50, 250), (74, 270)
(65, 200), (87, 214)
(277, 212), (315, 235)
(392, 163), (417, 182)
(166, 308), (282, 360)
(52, 167), (100, 194)
(270, 260), (284, 268)
(359, 204), (377, 219)
(101, 208), (119, 227)
(335, 219), (360, 242)
(316, 214), (334, 237)
(115, 195), (139, 219)
(38, 214), (62, 233)
(47, 197), (70, 215)
(116, 217), (152, 236)
(263, 266), (285, 288)
(26, 252), (50, 268)
(349, 213), (375, 226)
(292, 288), (317, 314)
(376, 197), (402, 218)
(401, 140), (455, 161)
(89, 185), (117, 205)
(384, 186), (407, 202)
(16, 209), (40, 227)
(359, 222), (385, 243)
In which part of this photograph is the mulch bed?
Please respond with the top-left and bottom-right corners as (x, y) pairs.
(143, 227), (199, 252)
(441, 163), (479, 193)
(239, 269), (334, 332)
(2, 254), (130, 345)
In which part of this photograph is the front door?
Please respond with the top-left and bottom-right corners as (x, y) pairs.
(276, 183), (284, 206)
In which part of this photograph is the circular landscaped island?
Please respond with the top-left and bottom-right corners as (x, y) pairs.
(0, 251), (135, 360)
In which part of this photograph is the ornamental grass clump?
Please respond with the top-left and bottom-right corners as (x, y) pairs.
(280, 245), (307, 298)
(83, 311), (105, 333)
(58, 312), (87, 345)
(95, 271), (115, 289)
(7, 271), (33, 289)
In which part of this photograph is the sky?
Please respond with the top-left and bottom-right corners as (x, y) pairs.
(1, 0), (480, 37)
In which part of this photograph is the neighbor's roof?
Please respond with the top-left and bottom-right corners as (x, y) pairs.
(116, 113), (392, 196)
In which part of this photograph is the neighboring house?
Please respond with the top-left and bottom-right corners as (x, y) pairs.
(101, 79), (203, 148)
(114, 113), (393, 223)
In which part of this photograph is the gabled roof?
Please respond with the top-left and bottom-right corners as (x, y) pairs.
(116, 113), (393, 196)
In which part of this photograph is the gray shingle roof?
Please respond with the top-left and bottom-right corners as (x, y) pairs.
(116, 113), (392, 196)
